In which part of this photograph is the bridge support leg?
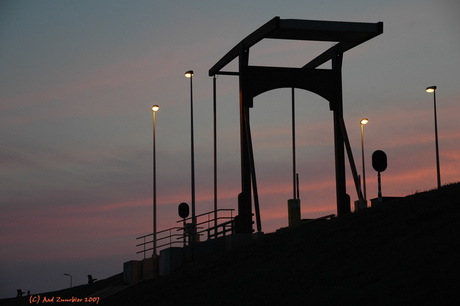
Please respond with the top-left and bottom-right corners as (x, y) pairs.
(332, 52), (350, 216)
(236, 47), (253, 234)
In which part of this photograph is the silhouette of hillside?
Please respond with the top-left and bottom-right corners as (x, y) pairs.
(102, 182), (460, 306)
(3, 182), (459, 305)
(0, 273), (123, 306)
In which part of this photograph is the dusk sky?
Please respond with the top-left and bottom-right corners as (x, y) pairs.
(1, 0), (459, 298)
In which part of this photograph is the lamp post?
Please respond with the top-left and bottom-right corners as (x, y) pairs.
(185, 70), (196, 245)
(426, 86), (441, 189)
(213, 75), (217, 235)
(63, 273), (72, 288)
(151, 105), (159, 256)
(292, 88), (297, 200)
(360, 118), (368, 202)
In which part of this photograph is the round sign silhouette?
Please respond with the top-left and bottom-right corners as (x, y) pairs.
(372, 150), (387, 172)
(178, 202), (190, 219)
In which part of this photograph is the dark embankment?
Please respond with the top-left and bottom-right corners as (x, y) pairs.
(4, 182), (459, 305)
(102, 183), (460, 306)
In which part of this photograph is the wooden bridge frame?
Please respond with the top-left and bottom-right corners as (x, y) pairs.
(209, 17), (383, 233)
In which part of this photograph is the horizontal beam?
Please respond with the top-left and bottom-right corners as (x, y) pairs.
(209, 17), (280, 76)
(269, 19), (383, 43)
(243, 66), (339, 104)
(303, 23), (383, 69)
(215, 71), (239, 76)
(209, 17), (383, 75)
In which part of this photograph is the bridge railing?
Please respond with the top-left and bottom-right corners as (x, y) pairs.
(136, 208), (235, 258)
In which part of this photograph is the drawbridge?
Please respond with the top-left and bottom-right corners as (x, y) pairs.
(209, 17), (383, 233)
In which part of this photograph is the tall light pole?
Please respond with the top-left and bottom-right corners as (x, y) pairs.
(426, 86), (441, 189)
(213, 75), (217, 235)
(63, 273), (72, 288)
(292, 88), (297, 200)
(185, 70), (196, 244)
(360, 118), (368, 202)
(151, 105), (159, 256)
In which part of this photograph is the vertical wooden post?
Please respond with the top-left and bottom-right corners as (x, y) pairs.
(237, 47), (253, 233)
(332, 52), (350, 216)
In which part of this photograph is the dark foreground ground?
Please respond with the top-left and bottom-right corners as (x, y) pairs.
(4, 183), (460, 305)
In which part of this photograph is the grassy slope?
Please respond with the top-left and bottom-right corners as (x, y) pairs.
(103, 183), (460, 306)
(3, 183), (459, 305)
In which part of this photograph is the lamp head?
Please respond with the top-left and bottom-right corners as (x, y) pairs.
(152, 105), (159, 112)
(360, 118), (369, 125)
(426, 86), (437, 93)
(184, 70), (194, 78)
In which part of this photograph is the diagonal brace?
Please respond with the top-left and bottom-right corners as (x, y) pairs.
(339, 117), (364, 203)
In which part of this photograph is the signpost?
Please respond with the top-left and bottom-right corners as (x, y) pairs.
(372, 150), (387, 203)
(178, 202), (190, 247)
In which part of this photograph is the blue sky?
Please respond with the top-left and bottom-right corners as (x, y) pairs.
(1, 0), (459, 298)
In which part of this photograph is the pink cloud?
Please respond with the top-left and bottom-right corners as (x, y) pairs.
(0, 49), (190, 128)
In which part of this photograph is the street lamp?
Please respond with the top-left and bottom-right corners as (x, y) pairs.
(151, 105), (159, 256)
(63, 273), (72, 288)
(426, 85), (441, 189)
(360, 118), (368, 203)
(185, 70), (196, 245)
